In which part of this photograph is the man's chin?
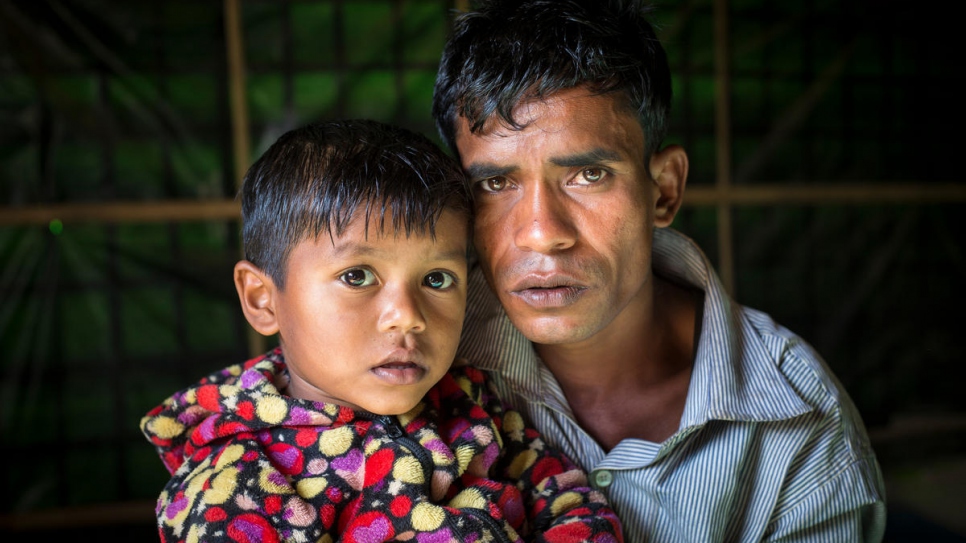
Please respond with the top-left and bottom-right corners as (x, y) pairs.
(509, 314), (595, 346)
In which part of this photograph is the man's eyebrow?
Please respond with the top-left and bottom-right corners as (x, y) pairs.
(463, 148), (622, 179)
(463, 162), (515, 180)
(550, 148), (623, 168)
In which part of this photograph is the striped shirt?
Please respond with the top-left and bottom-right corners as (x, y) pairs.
(456, 227), (887, 542)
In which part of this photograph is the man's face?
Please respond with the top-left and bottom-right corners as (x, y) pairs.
(455, 88), (663, 346)
(272, 209), (468, 415)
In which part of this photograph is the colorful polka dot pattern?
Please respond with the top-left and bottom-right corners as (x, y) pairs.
(141, 348), (623, 542)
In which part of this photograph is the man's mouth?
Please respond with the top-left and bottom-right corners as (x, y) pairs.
(510, 283), (586, 307)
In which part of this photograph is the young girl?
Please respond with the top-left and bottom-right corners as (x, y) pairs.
(140, 119), (623, 543)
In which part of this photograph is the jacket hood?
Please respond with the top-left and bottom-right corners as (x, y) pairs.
(140, 348), (353, 474)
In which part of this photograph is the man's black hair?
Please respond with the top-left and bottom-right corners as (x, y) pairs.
(240, 119), (470, 288)
(433, 0), (672, 161)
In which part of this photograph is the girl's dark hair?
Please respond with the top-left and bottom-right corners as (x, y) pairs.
(433, 0), (672, 161)
(240, 119), (470, 288)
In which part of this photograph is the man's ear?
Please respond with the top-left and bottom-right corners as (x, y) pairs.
(234, 260), (280, 336)
(649, 144), (689, 228)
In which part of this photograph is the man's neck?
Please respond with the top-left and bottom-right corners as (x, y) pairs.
(535, 275), (703, 449)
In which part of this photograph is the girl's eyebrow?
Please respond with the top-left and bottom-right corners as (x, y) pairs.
(329, 241), (467, 262)
(328, 241), (376, 257)
(434, 247), (470, 262)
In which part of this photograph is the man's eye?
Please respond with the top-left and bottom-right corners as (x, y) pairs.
(576, 168), (605, 184)
(478, 177), (508, 192)
(424, 271), (456, 290)
(340, 268), (376, 287)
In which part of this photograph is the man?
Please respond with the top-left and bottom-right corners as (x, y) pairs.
(432, 0), (886, 541)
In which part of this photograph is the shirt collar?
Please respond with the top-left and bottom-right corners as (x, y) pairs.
(653, 228), (811, 427)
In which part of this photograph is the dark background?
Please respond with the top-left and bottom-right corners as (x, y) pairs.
(1, 0), (963, 540)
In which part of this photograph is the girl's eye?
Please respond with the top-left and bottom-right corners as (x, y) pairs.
(424, 271), (456, 290)
(340, 268), (376, 287)
(478, 176), (508, 193)
(576, 168), (605, 184)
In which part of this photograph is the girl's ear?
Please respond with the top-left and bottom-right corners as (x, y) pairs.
(234, 260), (281, 336)
(649, 144), (689, 227)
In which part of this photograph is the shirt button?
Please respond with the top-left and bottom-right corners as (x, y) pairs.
(593, 469), (613, 488)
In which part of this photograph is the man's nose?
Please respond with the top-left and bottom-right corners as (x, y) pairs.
(377, 284), (427, 334)
(512, 183), (577, 254)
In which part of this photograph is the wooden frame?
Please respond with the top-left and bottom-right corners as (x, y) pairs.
(1, 0), (964, 531)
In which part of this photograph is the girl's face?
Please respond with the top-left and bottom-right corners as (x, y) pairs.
(266, 208), (468, 415)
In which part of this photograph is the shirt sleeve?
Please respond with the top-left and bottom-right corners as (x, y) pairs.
(762, 339), (887, 542)
(764, 456), (886, 542)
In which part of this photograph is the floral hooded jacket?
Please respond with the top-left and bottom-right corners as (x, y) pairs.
(140, 348), (622, 543)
